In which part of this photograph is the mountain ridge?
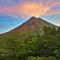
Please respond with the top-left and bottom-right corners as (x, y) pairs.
(0, 17), (58, 37)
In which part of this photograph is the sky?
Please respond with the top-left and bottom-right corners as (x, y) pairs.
(0, 0), (60, 34)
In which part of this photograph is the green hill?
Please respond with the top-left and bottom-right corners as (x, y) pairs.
(0, 17), (59, 60)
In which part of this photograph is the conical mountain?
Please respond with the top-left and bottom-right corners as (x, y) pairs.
(6, 17), (57, 32)
(0, 17), (57, 38)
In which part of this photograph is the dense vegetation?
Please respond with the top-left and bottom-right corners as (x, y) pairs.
(0, 26), (60, 60)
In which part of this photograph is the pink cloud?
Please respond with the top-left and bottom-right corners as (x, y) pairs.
(0, 0), (59, 17)
(0, 24), (7, 28)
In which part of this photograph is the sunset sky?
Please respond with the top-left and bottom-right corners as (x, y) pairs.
(0, 0), (60, 34)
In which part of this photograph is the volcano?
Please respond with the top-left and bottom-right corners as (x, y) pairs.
(0, 17), (57, 39)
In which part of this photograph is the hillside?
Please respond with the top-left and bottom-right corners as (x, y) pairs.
(8, 17), (57, 31)
(0, 17), (60, 60)
(0, 17), (57, 38)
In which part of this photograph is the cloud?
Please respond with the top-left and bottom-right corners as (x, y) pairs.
(0, 0), (20, 5)
(45, 2), (60, 15)
(0, 0), (60, 17)
(20, 3), (49, 17)
(0, 24), (7, 28)
(0, 3), (49, 17)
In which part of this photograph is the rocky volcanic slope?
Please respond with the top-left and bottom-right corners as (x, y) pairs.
(0, 17), (57, 39)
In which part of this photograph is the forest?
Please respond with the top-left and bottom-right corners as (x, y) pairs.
(0, 26), (60, 60)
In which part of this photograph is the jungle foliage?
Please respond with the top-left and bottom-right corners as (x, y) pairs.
(0, 26), (60, 60)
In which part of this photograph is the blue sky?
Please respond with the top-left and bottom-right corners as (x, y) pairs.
(41, 14), (60, 26)
(0, 14), (28, 34)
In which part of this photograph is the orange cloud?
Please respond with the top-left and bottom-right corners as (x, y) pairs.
(0, 1), (60, 17)
(20, 3), (49, 17)
(0, 3), (49, 17)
